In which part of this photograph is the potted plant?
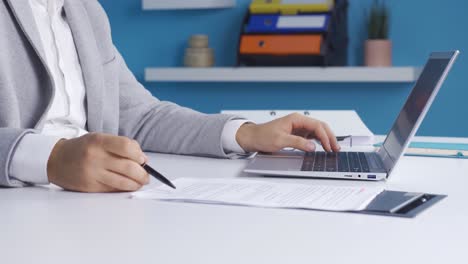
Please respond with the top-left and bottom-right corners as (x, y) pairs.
(365, 0), (391, 66)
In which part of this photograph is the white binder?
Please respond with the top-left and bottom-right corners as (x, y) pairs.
(221, 110), (375, 147)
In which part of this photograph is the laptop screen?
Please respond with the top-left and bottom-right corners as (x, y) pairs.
(382, 52), (457, 165)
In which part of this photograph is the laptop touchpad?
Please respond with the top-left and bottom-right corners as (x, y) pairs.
(248, 156), (302, 171)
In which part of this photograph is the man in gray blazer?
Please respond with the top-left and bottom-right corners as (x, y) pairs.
(0, 0), (339, 192)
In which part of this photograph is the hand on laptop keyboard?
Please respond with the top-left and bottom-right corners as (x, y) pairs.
(235, 113), (341, 153)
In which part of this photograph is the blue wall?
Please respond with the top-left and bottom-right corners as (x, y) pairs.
(99, 0), (467, 137)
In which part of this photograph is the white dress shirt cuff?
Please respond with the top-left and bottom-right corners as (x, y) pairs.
(9, 134), (63, 184)
(221, 120), (253, 154)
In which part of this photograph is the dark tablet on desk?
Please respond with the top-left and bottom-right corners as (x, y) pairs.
(359, 191), (446, 218)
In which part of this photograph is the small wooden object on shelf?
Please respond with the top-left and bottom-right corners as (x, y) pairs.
(184, 35), (215, 68)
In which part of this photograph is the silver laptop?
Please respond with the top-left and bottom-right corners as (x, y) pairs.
(245, 51), (459, 181)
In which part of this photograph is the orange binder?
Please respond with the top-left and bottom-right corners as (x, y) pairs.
(239, 35), (322, 55)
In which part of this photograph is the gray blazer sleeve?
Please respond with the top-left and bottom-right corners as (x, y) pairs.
(0, 128), (35, 187)
(115, 50), (242, 158)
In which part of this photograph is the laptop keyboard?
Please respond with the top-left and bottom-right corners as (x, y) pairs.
(301, 152), (370, 173)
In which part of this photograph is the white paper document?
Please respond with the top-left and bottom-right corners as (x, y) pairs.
(132, 178), (384, 212)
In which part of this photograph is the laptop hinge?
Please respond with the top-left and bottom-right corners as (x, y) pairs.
(378, 145), (396, 174)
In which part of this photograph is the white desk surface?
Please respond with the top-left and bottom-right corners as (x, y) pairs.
(1, 136), (467, 264)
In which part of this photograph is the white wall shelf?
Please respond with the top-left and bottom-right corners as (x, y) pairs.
(142, 0), (236, 10)
(144, 67), (421, 83)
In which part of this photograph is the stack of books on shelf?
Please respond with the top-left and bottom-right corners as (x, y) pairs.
(238, 0), (349, 67)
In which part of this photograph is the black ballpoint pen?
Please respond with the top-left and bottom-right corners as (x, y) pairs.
(141, 163), (176, 189)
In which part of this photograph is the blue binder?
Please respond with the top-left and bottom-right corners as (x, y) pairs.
(245, 14), (330, 34)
